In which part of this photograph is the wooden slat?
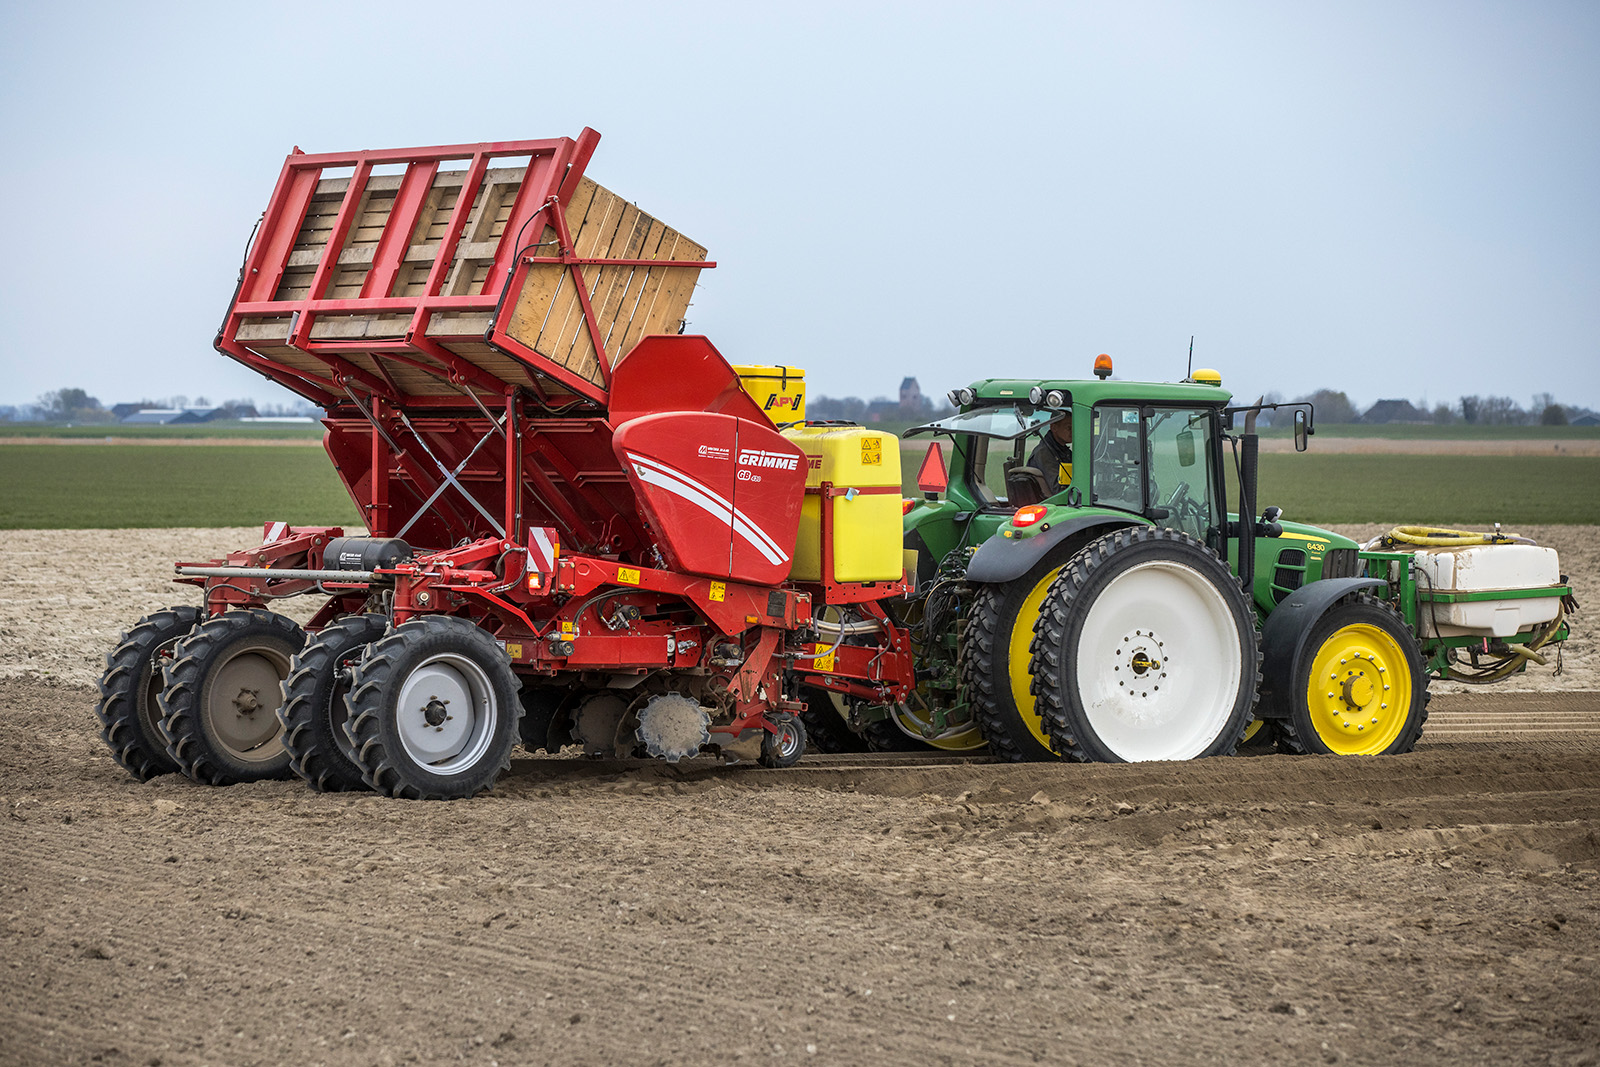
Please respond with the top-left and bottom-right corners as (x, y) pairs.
(537, 181), (630, 382)
(611, 231), (708, 357)
(550, 197), (640, 379)
(501, 178), (600, 358)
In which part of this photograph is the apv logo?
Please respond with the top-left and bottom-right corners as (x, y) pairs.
(764, 393), (801, 412)
(738, 449), (799, 471)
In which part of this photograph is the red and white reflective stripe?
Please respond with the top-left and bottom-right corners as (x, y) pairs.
(624, 452), (789, 566)
(263, 521), (289, 544)
(528, 526), (558, 571)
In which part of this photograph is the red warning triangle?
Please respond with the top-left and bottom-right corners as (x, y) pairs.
(916, 441), (949, 494)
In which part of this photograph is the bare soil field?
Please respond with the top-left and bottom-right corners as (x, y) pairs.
(1, 528), (1597, 1066)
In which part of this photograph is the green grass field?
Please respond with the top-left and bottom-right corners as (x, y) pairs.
(0, 446), (363, 529)
(2, 443), (1594, 530)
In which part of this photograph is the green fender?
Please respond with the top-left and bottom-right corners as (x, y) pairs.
(964, 515), (1143, 584)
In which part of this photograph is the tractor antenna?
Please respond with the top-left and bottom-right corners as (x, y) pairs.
(1185, 336), (1194, 381)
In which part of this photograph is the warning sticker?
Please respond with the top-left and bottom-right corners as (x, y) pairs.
(709, 580), (726, 602)
(617, 567), (641, 585)
(560, 620), (574, 636)
(811, 645), (836, 673)
(860, 437), (882, 466)
(503, 643), (523, 660)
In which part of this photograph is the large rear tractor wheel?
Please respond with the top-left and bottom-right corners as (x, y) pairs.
(1278, 594), (1429, 755)
(95, 606), (201, 780)
(278, 614), (389, 792)
(344, 616), (522, 799)
(1031, 527), (1260, 762)
(157, 609), (304, 784)
(959, 545), (1083, 761)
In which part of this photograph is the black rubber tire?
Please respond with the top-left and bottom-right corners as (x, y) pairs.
(798, 686), (868, 754)
(760, 711), (807, 768)
(278, 614), (388, 792)
(958, 544), (1084, 762)
(345, 616), (522, 799)
(1277, 593), (1430, 756)
(1031, 527), (1260, 763)
(95, 606), (201, 780)
(157, 609), (305, 784)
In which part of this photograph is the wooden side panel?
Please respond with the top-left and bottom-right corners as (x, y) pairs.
(499, 177), (707, 391)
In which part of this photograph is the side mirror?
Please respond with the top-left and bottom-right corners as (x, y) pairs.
(1293, 409), (1309, 452)
(1176, 429), (1196, 467)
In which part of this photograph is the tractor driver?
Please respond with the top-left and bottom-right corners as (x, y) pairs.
(1027, 412), (1073, 494)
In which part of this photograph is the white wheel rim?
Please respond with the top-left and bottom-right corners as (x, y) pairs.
(395, 652), (497, 773)
(1072, 559), (1242, 761)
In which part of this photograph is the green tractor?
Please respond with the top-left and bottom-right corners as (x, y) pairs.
(805, 355), (1573, 761)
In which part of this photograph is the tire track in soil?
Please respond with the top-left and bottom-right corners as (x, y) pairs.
(4, 677), (1600, 1067)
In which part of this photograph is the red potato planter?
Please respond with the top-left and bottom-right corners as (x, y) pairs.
(96, 130), (921, 798)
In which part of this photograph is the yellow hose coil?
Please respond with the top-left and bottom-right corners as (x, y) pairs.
(1383, 525), (1523, 547)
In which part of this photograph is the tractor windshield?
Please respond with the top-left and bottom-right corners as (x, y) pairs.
(905, 405), (1066, 441)
(1090, 404), (1224, 546)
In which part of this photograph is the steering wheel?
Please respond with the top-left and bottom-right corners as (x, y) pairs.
(1165, 481), (1206, 531)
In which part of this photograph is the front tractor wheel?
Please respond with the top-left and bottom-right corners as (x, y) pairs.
(344, 616), (522, 800)
(1031, 527), (1260, 763)
(278, 614), (389, 792)
(959, 545), (1083, 762)
(1279, 594), (1429, 756)
(157, 609), (305, 784)
(95, 606), (201, 780)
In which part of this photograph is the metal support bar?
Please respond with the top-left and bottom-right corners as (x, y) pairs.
(393, 411), (507, 539)
(177, 566), (375, 582)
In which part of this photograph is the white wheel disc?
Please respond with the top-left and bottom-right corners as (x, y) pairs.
(1072, 559), (1243, 761)
(394, 653), (498, 773)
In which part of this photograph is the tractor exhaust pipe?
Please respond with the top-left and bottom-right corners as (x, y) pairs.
(1237, 404), (1261, 603)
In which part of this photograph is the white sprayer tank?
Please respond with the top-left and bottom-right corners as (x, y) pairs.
(1411, 544), (1563, 638)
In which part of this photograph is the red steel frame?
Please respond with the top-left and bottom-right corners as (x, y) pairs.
(216, 129), (715, 410)
(193, 131), (916, 753)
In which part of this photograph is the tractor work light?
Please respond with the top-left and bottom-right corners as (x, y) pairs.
(1028, 386), (1044, 405)
(1045, 389), (1066, 408)
(1012, 504), (1048, 527)
(950, 387), (975, 407)
(1093, 354), (1113, 379)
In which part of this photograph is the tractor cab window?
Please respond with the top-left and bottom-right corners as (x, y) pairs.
(909, 403), (1071, 510)
(1092, 405), (1222, 543)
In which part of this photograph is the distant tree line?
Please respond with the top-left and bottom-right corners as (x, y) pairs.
(0, 387), (317, 424)
(1276, 389), (1588, 426)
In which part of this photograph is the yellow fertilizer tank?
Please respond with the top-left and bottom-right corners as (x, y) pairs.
(734, 365), (806, 423)
(781, 424), (903, 582)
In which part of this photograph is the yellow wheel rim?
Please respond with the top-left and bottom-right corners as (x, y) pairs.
(1242, 718), (1264, 743)
(1303, 622), (1412, 754)
(1008, 566), (1064, 753)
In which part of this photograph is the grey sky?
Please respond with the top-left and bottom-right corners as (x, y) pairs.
(2, 1), (1595, 415)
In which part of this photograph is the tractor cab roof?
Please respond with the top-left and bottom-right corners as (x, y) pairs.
(966, 377), (1235, 408)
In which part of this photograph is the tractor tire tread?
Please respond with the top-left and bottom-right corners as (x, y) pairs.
(958, 583), (1033, 763)
(1032, 526), (1261, 763)
(157, 608), (304, 785)
(344, 615), (522, 800)
(279, 614), (388, 792)
(95, 606), (201, 780)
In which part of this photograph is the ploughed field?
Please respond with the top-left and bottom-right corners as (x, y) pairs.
(1, 528), (1597, 1066)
